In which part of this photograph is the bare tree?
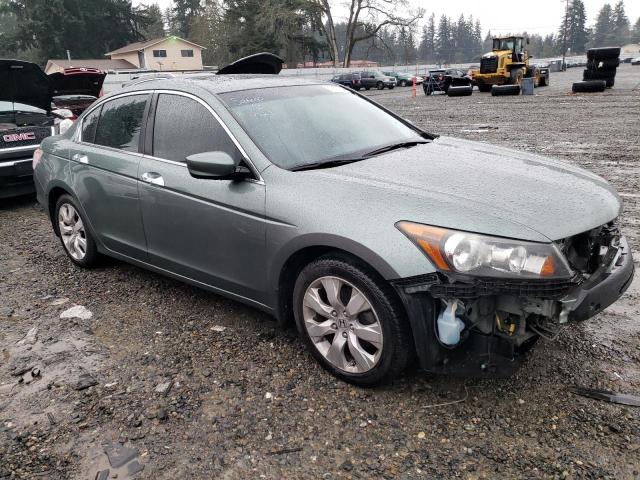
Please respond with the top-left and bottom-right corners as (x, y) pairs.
(311, 0), (423, 66)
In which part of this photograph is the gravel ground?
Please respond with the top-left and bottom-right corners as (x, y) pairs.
(1, 65), (639, 480)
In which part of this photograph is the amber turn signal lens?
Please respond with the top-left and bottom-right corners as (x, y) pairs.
(396, 221), (450, 271)
(540, 256), (555, 277)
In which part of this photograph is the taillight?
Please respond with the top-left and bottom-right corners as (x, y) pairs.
(32, 148), (43, 170)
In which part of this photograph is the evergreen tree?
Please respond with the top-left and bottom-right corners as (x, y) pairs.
(632, 17), (640, 43)
(559, 0), (588, 54)
(4, 0), (151, 65)
(140, 3), (166, 39)
(591, 4), (615, 47)
(418, 13), (436, 63)
(436, 15), (453, 63)
(172, 0), (204, 39)
(611, 1), (630, 45)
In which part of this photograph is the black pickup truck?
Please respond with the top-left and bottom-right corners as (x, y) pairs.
(0, 60), (105, 199)
(0, 60), (57, 199)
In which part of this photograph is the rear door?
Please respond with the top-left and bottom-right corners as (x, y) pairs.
(138, 92), (267, 303)
(70, 92), (150, 260)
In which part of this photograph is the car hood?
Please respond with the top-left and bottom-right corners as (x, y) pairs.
(49, 71), (106, 97)
(301, 136), (620, 242)
(0, 59), (52, 112)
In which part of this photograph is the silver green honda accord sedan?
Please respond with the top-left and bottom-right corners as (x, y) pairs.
(34, 63), (633, 386)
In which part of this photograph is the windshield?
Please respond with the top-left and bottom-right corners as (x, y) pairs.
(219, 85), (424, 170)
(494, 38), (514, 50)
(493, 38), (522, 51)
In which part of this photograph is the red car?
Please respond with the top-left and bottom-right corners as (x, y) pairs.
(49, 67), (106, 119)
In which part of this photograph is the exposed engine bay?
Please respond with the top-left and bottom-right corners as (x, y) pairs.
(395, 221), (634, 375)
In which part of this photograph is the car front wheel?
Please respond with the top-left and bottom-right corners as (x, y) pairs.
(55, 194), (99, 268)
(293, 255), (412, 386)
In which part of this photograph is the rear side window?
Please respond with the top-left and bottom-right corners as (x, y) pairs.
(94, 94), (148, 152)
(81, 106), (101, 144)
(152, 94), (239, 163)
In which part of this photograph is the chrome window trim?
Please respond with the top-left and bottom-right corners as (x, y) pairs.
(76, 88), (263, 183)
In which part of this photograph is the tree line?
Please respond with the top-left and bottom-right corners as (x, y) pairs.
(513, 0), (639, 59)
(1, 0), (639, 68)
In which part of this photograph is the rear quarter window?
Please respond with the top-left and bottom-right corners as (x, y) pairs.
(81, 106), (102, 144)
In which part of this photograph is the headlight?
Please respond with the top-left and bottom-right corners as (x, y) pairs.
(396, 221), (572, 279)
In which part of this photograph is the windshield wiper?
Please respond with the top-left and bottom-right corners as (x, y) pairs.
(290, 140), (429, 172)
(290, 158), (365, 172)
(362, 140), (429, 158)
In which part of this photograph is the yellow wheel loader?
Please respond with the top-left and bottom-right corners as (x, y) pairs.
(474, 36), (549, 92)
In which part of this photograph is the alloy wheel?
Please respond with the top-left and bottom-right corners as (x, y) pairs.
(58, 203), (87, 260)
(302, 276), (383, 374)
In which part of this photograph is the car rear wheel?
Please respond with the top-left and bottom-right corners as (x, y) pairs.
(55, 194), (99, 268)
(293, 255), (412, 386)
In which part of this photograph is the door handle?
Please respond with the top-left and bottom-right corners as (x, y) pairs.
(72, 153), (89, 164)
(141, 171), (165, 187)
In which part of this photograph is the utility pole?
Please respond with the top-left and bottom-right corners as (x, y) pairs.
(561, 0), (569, 70)
(66, 50), (71, 61)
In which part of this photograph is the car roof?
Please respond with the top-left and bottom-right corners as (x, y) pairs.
(120, 74), (325, 96)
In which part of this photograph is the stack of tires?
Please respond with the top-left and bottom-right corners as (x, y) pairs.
(572, 47), (620, 93)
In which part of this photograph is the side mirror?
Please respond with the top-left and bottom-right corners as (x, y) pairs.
(186, 151), (238, 180)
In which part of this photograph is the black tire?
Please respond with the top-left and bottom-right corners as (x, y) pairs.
(400, 80), (407, 87)
(587, 58), (620, 70)
(572, 80), (606, 93)
(54, 194), (99, 268)
(293, 255), (413, 386)
(583, 68), (617, 80)
(477, 83), (492, 92)
(587, 47), (621, 61)
(538, 75), (548, 87)
(447, 85), (473, 97)
(605, 77), (615, 88)
(376, 81), (384, 90)
(423, 85), (432, 95)
(491, 84), (521, 96)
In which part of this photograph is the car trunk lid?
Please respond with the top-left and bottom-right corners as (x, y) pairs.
(216, 52), (284, 75)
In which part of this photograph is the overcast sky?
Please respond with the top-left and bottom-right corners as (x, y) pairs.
(134, 0), (640, 37)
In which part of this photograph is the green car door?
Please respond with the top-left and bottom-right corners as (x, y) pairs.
(137, 92), (268, 306)
(70, 93), (150, 260)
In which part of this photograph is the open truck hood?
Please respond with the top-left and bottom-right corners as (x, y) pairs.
(0, 59), (52, 112)
(49, 68), (106, 98)
(217, 53), (284, 75)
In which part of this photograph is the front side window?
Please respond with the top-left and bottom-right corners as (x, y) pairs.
(93, 94), (148, 152)
(153, 50), (167, 58)
(220, 85), (424, 171)
(152, 94), (239, 163)
(181, 49), (194, 58)
(81, 105), (102, 143)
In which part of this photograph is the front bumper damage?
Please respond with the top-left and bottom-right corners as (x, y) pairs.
(393, 236), (634, 376)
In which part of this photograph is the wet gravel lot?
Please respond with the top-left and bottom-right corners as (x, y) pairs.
(1, 65), (639, 479)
